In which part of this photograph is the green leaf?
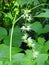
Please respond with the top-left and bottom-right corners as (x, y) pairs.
(16, 0), (34, 5)
(35, 44), (45, 53)
(0, 27), (7, 41)
(37, 54), (48, 65)
(42, 0), (47, 2)
(0, 44), (9, 60)
(4, 13), (13, 20)
(0, 44), (21, 64)
(25, 50), (33, 59)
(34, 0), (39, 5)
(43, 24), (49, 33)
(11, 26), (24, 47)
(4, 17), (12, 26)
(3, 61), (10, 65)
(0, 44), (21, 61)
(4, 13), (13, 26)
(0, 61), (3, 65)
(13, 53), (25, 64)
(4, 26), (24, 47)
(35, 9), (49, 18)
(37, 37), (45, 45)
(45, 60), (49, 65)
(13, 53), (33, 65)
(30, 22), (43, 34)
(26, 22), (49, 34)
(45, 41), (49, 52)
(0, 3), (2, 11)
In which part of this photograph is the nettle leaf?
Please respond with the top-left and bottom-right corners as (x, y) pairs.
(30, 22), (43, 34)
(4, 26), (24, 47)
(16, 0), (34, 5)
(35, 9), (49, 18)
(0, 27), (7, 41)
(37, 37), (45, 45)
(45, 41), (49, 52)
(37, 54), (48, 65)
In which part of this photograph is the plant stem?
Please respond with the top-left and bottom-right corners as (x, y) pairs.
(10, 23), (14, 63)
(9, 14), (23, 64)
(10, 13), (16, 64)
(14, 14), (23, 24)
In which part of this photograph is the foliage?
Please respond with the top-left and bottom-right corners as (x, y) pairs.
(0, 0), (49, 65)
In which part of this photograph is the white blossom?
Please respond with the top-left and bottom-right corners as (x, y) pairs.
(32, 44), (35, 48)
(28, 43), (32, 47)
(21, 25), (31, 31)
(23, 14), (29, 19)
(27, 37), (32, 44)
(21, 26), (26, 31)
(23, 9), (31, 19)
(25, 14), (29, 18)
(22, 34), (28, 40)
(33, 51), (39, 58)
(26, 26), (31, 31)
(27, 38), (35, 47)
(27, 15), (32, 22)
(24, 9), (31, 14)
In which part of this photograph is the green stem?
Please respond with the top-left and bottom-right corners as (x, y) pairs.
(9, 14), (23, 64)
(14, 14), (23, 24)
(9, 12), (16, 64)
(10, 23), (14, 63)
